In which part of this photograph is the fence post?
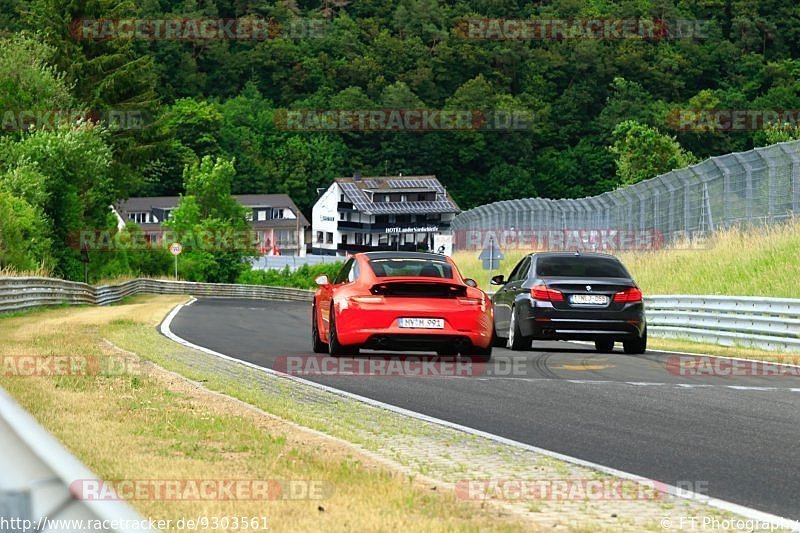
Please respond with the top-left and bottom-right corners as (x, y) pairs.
(779, 141), (800, 215)
(734, 153), (754, 222)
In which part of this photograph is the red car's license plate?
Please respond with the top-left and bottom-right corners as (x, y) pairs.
(398, 318), (444, 329)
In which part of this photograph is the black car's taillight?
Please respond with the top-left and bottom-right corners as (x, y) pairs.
(613, 287), (643, 303)
(531, 285), (564, 302)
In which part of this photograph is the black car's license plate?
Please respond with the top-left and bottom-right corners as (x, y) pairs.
(570, 294), (609, 305)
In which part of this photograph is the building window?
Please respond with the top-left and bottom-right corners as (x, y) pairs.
(257, 210), (267, 221)
(340, 212), (345, 220)
(326, 232), (333, 244)
(128, 212), (152, 224)
(355, 233), (363, 245)
(277, 229), (293, 245)
(272, 208), (285, 219)
(316, 231), (323, 243)
(341, 234), (348, 244)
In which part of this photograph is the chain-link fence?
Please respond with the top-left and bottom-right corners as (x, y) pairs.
(451, 140), (800, 251)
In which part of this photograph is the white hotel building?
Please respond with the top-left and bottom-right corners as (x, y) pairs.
(311, 175), (460, 256)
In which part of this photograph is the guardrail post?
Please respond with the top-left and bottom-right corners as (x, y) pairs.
(0, 491), (32, 532)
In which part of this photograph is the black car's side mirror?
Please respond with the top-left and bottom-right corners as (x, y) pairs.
(490, 274), (506, 285)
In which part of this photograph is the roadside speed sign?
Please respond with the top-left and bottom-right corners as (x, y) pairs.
(169, 242), (183, 256)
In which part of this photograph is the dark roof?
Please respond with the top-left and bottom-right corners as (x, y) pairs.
(115, 196), (179, 212)
(115, 194), (309, 226)
(360, 251), (450, 261)
(334, 175), (460, 215)
(528, 251), (622, 259)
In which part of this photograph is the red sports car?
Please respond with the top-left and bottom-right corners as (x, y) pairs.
(312, 251), (494, 360)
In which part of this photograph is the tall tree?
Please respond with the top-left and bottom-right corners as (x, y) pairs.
(610, 120), (697, 187)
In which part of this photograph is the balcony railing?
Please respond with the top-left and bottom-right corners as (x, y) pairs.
(337, 243), (425, 253)
(337, 221), (447, 232)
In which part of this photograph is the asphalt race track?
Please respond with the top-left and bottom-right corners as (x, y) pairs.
(168, 298), (800, 521)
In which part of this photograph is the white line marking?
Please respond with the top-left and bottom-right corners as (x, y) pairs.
(159, 303), (800, 532)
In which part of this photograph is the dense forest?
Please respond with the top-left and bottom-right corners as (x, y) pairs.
(1, 0), (800, 279)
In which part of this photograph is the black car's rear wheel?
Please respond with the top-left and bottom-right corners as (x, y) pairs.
(506, 307), (531, 351)
(328, 305), (359, 357)
(311, 303), (328, 353)
(594, 339), (614, 352)
(623, 328), (647, 355)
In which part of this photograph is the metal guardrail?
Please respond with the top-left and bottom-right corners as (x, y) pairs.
(0, 277), (312, 313)
(0, 388), (154, 532)
(646, 295), (800, 352)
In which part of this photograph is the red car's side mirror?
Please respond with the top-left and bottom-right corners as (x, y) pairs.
(463, 278), (478, 288)
(315, 275), (331, 287)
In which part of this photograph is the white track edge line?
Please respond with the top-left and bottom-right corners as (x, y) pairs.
(159, 302), (800, 532)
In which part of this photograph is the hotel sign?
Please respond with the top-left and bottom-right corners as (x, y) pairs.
(385, 225), (439, 234)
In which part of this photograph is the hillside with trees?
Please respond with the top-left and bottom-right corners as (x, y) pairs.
(2, 0), (800, 279)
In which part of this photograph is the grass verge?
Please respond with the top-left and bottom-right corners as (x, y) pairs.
(645, 337), (800, 364)
(0, 296), (530, 532)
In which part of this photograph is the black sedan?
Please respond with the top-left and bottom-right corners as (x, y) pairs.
(490, 252), (647, 354)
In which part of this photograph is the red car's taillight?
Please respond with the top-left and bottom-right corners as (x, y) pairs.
(613, 287), (643, 303)
(349, 295), (384, 304)
(531, 285), (564, 301)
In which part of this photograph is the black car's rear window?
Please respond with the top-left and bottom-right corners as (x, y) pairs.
(536, 256), (630, 278)
(368, 258), (454, 278)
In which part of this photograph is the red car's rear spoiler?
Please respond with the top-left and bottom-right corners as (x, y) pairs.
(370, 280), (468, 298)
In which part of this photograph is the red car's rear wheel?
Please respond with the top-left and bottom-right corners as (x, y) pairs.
(311, 302), (328, 353)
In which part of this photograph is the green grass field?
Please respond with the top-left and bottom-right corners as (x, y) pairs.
(453, 220), (800, 298)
